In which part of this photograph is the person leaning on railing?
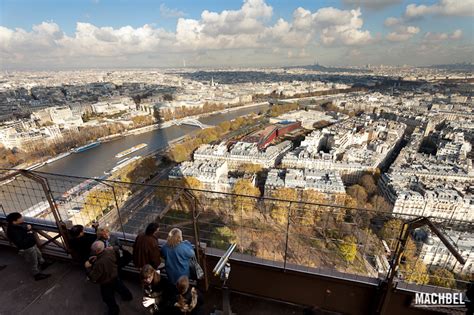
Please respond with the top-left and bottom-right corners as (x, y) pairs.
(161, 228), (196, 290)
(68, 223), (98, 265)
(6, 212), (52, 281)
(133, 222), (162, 270)
(97, 225), (132, 273)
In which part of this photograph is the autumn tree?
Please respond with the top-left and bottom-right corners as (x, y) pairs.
(429, 268), (456, 288)
(359, 174), (377, 196)
(270, 188), (298, 225)
(232, 179), (260, 215)
(83, 188), (114, 221)
(125, 157), (157, 183)
(347, 184), (368, 206)
(380, 219), (403, 244)
(401, 260), (429, 284)
(217, 121), (231, 133)
(211, 226), (238, 250)
(300, 190), (327, 225)
(339, 235), (357, 263)
(370, 195), (392, 212)
(240, 163), (263, 174)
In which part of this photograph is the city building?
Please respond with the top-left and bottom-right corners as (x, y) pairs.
(419, 230), (474, 274)
(194, 140), (292, 170)
(265, 168), (345, 198)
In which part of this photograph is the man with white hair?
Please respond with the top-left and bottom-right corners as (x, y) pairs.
(85, 241), (133, 315)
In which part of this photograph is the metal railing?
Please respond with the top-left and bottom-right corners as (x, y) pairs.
(0, 168), (472, 294)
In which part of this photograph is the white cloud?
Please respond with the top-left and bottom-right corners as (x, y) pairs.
(159, 4), (186, 18)
(384, 17), (400, 27)
(405, 0), (474, 18)
(297, 7), (372, 46)
(386, 25), (420, 42)
(1, 0), (470, 68)
(424, 29), (463, 41)
(343, 0), (402, 10)
(175, 2), (371, 50)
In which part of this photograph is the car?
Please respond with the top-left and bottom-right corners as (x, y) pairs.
(67, 206), (82, 215)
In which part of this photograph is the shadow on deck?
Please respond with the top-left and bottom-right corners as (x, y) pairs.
(0, 246), (306, 315)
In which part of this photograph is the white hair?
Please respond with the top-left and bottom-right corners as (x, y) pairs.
(91, 241), (105, 254)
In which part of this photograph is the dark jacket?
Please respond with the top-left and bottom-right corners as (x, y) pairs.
(70, 233), (96, 263)
(174, 287), (203, 315)
(7, 224), (36, 250)
(143, 278), (164, 314)
(87, 248), (118, 284)
(133, 234), (161, 269)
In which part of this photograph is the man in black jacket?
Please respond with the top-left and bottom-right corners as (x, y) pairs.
(69, 224), (97, 264)
(6, 212), (51, 281)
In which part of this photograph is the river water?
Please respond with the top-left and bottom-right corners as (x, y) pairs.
(38, 104), (269, 178)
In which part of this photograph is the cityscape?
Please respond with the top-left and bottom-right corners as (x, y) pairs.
(0, 0), (473, 315)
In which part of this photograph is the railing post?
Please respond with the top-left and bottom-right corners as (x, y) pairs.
(97, 179), (127, 241)
(186, 188), (209, 291)
(283, 201), (292, 271)
(21, 170), (71, 252)
(111, 185), (127, 241)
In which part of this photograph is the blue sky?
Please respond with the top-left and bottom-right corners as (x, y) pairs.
(0, 0), (473, 69)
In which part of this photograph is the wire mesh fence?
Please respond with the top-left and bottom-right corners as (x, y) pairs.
(0, 169), (472, 292)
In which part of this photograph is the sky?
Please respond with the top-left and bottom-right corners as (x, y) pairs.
(0, 0), (473, 69)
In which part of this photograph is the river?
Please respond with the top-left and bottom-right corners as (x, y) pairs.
(37, 103), (269, 178)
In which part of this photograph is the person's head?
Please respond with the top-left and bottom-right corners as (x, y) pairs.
(6, 212), (23, 225)
(166, 228), (183, 248)
(70, 225), (84, 238)
(141, 264), (160, 285)
(176, 275), (190, 295)
(97, 227), (110, 240)
(91, 240), (105, 255)
(145, 223), (159, 237)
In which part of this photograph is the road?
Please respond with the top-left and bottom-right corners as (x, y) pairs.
(113, 164), (175, 234)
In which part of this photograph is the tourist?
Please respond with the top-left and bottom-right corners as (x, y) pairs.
(97, 226), (132, 269)
(161, 228), (195, 287)
(133, 223), (162, 269)
(140, 264), (165, 314)
(69, 224), (97, 264)
(173, 275), (203, 315)
(97, 226), (120, 248)
(85, 241), (133, 315)
(6, 212), (52, 281)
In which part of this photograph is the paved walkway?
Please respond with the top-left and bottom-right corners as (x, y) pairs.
(0, 246), (304, 315)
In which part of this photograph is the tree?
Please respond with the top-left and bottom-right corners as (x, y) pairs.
(211, 226), (237, 250)
(429, 268), (456, 288)
(217, 121), (231, 133)
(380, 219), (403, 243)
(270, 188), (297, 225)
(125, 157), (157, 183)
(401, 260), (429, 285)
(232, 179), (260, 214)
(83, 188), (114, 220)
(370, 195), (392, 212)
(359, 174), (377, 196)
(300, 190), (327, 225)
(339, 236), (357, 263)
(240, 163), (263, 174)
(347, 184), (368, 206)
